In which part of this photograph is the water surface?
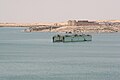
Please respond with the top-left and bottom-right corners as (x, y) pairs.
(0, 27), (120, 80)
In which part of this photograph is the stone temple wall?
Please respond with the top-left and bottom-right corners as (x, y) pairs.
(67, 20), (100, 26)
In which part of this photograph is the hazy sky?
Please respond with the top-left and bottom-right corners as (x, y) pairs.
(0, 0), (120, 23)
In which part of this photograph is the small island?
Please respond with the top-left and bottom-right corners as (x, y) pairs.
(0, 20), (120, 33)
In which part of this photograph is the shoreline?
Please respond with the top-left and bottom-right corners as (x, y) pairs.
(23, 25), (119, 33)
(1, 20), (120, 33)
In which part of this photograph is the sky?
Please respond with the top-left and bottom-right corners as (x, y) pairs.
(0, 0), (120, 23)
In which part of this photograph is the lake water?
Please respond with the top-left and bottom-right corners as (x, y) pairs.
(0, 27), (120, 80)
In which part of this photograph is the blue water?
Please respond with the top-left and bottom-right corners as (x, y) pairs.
(0, 27), (120, 80)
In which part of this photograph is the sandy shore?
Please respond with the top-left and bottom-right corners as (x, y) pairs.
(24, 25), (119, 33)
(1, 20), (120, 33)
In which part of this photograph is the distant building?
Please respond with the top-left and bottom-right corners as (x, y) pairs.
(67, 20), (100, 26)
(68, 20), (77, 26)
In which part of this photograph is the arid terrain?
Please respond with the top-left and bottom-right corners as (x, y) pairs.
(0, 20), (120, 33)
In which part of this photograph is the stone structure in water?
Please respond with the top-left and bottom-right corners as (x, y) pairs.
(53, 34), (92, 42)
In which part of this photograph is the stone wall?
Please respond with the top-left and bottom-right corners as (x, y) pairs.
(67, 20), (100, 26)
